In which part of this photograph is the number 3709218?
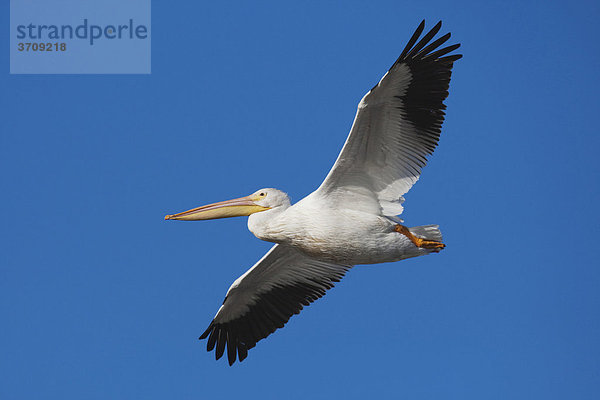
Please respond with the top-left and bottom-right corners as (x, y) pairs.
(18, 43), (67, 51)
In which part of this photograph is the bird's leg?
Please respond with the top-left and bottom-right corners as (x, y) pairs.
(394, 225), (446, 251)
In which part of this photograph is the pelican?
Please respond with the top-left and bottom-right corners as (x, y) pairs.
(165, 20), (461, 365)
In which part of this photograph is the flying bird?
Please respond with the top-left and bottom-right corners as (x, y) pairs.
(165, 20), (461, 365)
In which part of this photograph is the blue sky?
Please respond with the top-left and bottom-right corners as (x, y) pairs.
(2, 1), (599, 399)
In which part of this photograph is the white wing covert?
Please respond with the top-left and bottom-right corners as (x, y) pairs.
(316, 21), (461, 217)
(199, 244), (351, 365)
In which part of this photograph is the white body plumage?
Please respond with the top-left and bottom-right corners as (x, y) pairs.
(248, 189), (431, 265)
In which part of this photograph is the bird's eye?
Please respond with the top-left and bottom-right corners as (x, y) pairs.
(260, 192), (266, 197)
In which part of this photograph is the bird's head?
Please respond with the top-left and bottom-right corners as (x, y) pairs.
(164, 188), (290, 221)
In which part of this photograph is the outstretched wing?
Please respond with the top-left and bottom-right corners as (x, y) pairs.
(199, 244), (351, 365)
(315, 20), (461, 217)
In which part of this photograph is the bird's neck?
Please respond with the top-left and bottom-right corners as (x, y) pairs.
(247, 205), (290, 243)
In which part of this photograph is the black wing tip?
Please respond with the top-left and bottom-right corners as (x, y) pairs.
(398, 20), (461, 64)
(198, 325), (212, 340)
(215, 329), (227, 360)
(399, 20), (426, 60)
(199, 322), (248, 366)
(226, 333), (237, 366)
(440, 54), (463, 64)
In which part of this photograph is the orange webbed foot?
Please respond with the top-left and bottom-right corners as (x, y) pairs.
(395, 224), (446, 252)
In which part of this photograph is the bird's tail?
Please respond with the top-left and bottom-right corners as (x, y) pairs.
(408, 224), (443, 242)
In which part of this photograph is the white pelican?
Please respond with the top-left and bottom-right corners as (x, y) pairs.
(165, 20), (461, 365)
